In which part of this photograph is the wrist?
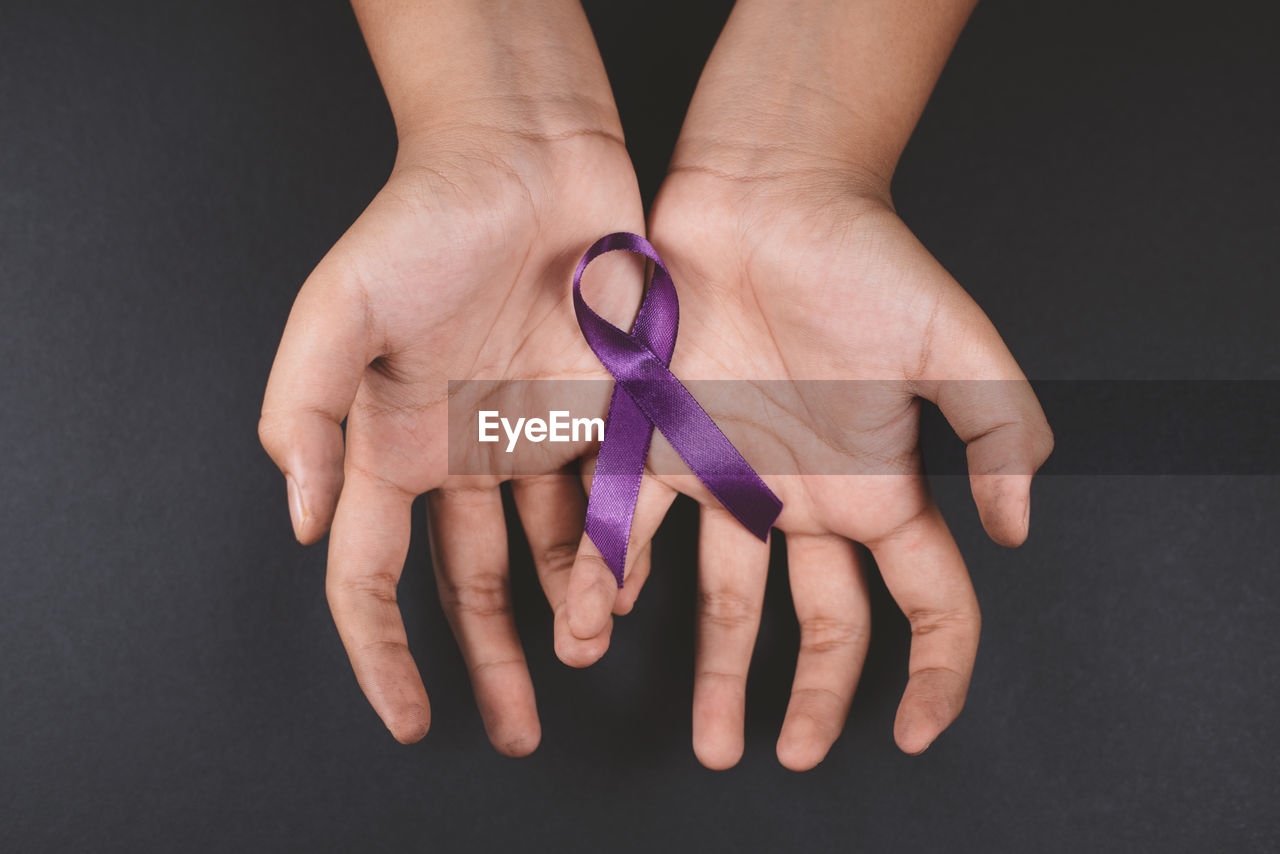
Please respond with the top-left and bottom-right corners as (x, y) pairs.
(668, 126), (894, 210)
(352, 0), (623, 152)
(392, 93), (625, 167)
(671, 67), (897, 199)
(671, 0), (975, 198)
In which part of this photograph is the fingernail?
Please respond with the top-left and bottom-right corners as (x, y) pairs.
(285, 474), (306, 538)
(1022, 497), (1031, 533)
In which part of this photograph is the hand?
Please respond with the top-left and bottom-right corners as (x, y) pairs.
(561, 0), (1051, 770)
(259, 0), (653, 755)
(570, 158), (1053, 771)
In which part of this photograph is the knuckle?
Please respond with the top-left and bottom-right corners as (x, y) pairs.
(866, 500), (933, 547)
(442, 571), (512, 619)
(356, 637), (410, 657)
(694, 668), (747, 686)
(1006, 419), (1055, 472)
(904, 605), (980, 639)
(698, 587), (760, 630)
(537, 542), (578, 577)
(256, 412), (287, 457)
(327, 570), (399, 607)
(468, 656), (526, 679)
(797, 615), (867, 655)
(1032, 420), (1055, 464)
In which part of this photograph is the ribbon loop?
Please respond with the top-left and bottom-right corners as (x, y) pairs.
(573, 232), (783, 586)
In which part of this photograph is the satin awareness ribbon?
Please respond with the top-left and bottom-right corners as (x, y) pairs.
(573, 232), (783, 586)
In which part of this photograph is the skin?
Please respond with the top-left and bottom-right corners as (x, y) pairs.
(562, 0), (1053, 770)
(260, 0), (1053, 768)
(258, 0), (660, 754)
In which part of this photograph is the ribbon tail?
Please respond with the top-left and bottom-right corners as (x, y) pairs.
(573, 231), (783, 578)
(584, 384), (654, 586)
(618, 365), (782, 542)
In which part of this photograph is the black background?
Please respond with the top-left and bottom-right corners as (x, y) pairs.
(2, 1), (1278, 851)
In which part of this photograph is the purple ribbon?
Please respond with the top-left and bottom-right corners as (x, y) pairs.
(573, 232), (783, 586)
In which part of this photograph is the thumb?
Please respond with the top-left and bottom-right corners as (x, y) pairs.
(259, 253), (371, 543)
(917, 301), (1053, 547)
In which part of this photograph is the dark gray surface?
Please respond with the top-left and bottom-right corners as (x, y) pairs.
(1, 1), (1277, 851)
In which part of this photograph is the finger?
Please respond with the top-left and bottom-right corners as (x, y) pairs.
(775, 534), (871, 771)
(692, 506), (770, 770)
(260, 254), (370, 543)
(428, 486), (539, 758)
(325, 467), (429, 744)
(563, 474), (677, 655)
(916, 309), (1053, 547)
(867, 501), (980, 755)
(509, 473), (610, 669)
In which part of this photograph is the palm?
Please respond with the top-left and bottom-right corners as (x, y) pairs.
(563, 170), (1052, 770)
(647, 174), (975, 538)
(329, 138), (644, 496)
